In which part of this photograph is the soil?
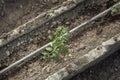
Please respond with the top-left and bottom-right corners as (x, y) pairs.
(0, 0), (120, 80)
(71, 49), (120, 80)
(0, 0), (65, 36)
(0, 2), (108, 67)
(3, 15), (120, 80)
(0, 0), (86, 63)
(0, 2), (120, 80)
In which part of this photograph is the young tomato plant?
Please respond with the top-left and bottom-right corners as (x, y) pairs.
(42, 26), (69, 61)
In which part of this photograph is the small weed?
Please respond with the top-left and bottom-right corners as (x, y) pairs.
(111, 0), (120, 14)
(111, 6), (118, 14)
(42, 26), (69, 61)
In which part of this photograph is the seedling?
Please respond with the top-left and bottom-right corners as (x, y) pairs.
(111, 6), (118, 14)
(42, 26), (69, 61)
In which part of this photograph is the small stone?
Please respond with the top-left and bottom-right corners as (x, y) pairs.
(17, 42), (21, 46)
(114, 67), (118, 71)
(20, 41), (24, 44)
(65, 21), (70, 25)
(68, 54), (72, 57)
(30, 38), (33, 42)
(74, 43), (77, 46)
(52, 21), (57, 26)
(6, 51), (10, 56)
(48, 30), (51, 34)
(64, 58), (67, 61)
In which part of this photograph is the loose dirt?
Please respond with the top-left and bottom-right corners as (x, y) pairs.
(0, 0), (65, 36)
(1, 0), (120, 80)
(0, 2), (108, 68)
(3, 15), (120, 80)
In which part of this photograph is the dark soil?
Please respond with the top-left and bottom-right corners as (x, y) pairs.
(71, 50), (120, 80)
(1, 5), (120, 80)
(0, 0), (65, 36)
(0, 2), (107, 68)
(0, 0), (120, 80)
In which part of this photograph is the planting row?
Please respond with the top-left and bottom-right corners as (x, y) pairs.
(0, 0), (120, 80)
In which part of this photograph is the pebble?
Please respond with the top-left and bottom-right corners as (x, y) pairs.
(114, 67), (118, 71)
(52, 21), (57, 25)
(48, 30), (51, 34)
(6, 51), (10, 56)
(68, 54), (72, 57)
(65, 21), (70, 25)
(30, 38), (33, 42)
(17, 42), (21, 46)
(64, 58), (67, 61)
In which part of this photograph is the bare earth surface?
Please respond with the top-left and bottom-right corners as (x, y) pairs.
(2, 14), (120, 80)
(0, 0), (120, 80)
(0, 3), (107, 69)
(0, 0), (65, 36)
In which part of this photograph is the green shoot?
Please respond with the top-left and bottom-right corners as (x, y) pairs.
(111, 0), (120, 14)
(42, 26), (69, 61)
(111, 7), (118, 14)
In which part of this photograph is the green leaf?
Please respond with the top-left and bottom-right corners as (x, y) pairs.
(42, 26), (69, 61)
(111, 7), (118, 14)
(53, 37), (63, 46)
(62, 36), (68, 41)
(62, 46), (68, 55)
(52, 52), (59, 61)
(42, 52), (51, 60)
(62, 28), (68, 34)
(57, 26), (62, 31)
(46, 47), (52, 52)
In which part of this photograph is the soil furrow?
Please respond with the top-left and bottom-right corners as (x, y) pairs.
(1, 1), (120, 80)
(0, 0), (66, 36)
(0, 1), (108, 67)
